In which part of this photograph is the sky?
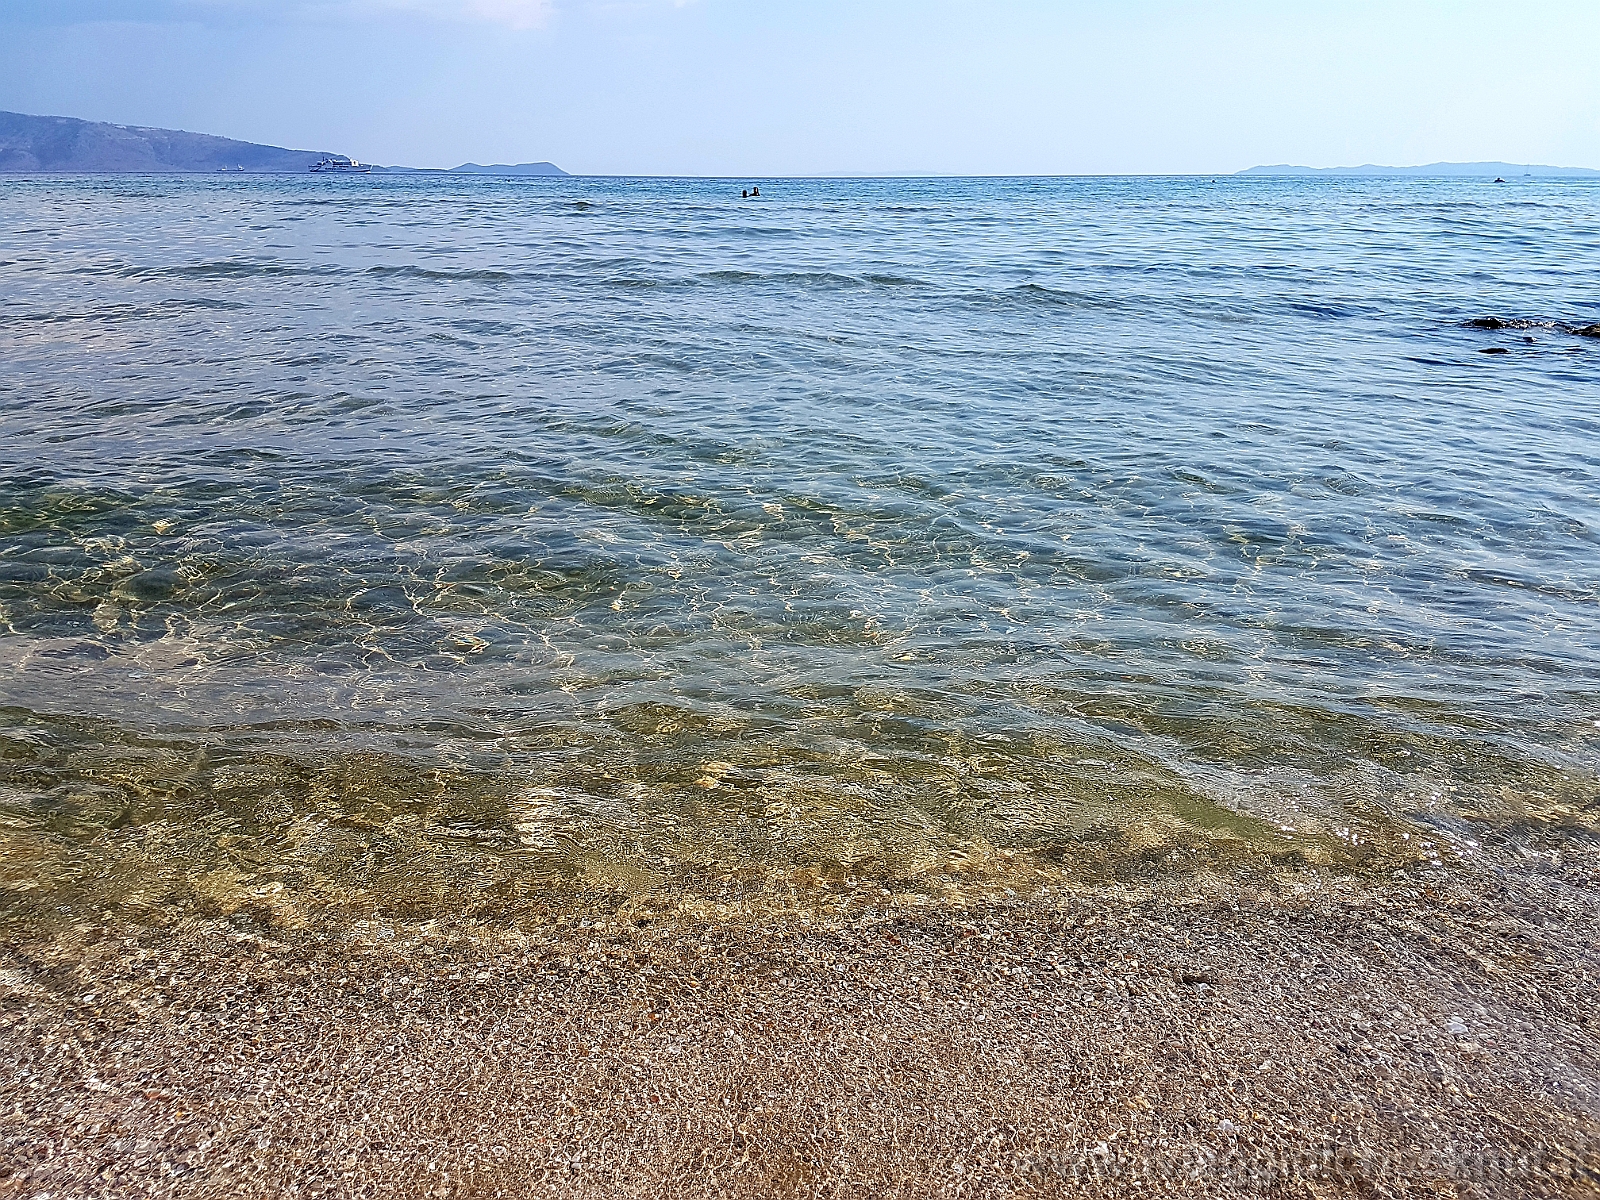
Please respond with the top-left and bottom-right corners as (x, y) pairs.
(1, 0), (1597, 176)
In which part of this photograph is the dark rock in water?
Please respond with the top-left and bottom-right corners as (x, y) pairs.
(1575, 324), (1600, 338)
(1465, 317), (1512, 329)
(1479, 347), (1509, 355)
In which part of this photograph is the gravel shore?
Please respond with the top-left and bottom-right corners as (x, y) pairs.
(4, 841), (1599, 1198)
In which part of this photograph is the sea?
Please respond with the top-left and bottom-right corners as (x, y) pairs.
(2, 174), (1597, 918)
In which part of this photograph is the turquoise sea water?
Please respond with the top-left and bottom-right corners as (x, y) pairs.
(2, 175), (1597, 914)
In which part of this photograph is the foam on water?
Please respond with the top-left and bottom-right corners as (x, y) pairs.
(2, 173), (1597, 918)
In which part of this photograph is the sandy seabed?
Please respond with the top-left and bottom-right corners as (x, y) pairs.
(3, 838), (1598, 1200)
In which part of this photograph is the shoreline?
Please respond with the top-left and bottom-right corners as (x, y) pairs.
(4, 844), (1597, 1198)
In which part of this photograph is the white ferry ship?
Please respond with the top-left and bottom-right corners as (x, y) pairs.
(309, 156), (372, 174)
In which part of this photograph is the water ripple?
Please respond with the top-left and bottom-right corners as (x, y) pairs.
(1, 173), (1597, 910)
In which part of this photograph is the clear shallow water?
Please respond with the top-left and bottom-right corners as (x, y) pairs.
(2, 174), (1598, 917)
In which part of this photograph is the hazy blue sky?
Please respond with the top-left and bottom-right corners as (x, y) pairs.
(2, 0), (1597, 175)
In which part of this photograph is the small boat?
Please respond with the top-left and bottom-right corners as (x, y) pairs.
(310, 156), (372, 174)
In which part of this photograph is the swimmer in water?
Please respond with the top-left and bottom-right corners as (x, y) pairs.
(742, 189), (748, 198)
(751, 186), (760, 197)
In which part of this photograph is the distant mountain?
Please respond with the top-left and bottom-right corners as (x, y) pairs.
(0, 111), (570, 177)
(448, 162), (569, 176)
(1238, 161), (1600, 178)
(0, 110), (343, 173)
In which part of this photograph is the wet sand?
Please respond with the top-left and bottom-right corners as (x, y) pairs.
(3, 841), (1599, 1198)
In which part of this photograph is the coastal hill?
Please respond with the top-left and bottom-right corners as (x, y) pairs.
(1239, 161), (1600, 177)
(0, 110), (568, 175)
(0, 110), (340, 173)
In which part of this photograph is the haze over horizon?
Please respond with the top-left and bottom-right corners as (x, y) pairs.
(1, 1), (1597, 178)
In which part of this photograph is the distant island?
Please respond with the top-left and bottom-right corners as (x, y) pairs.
(446, 162), (566, 176)
(0, 111), (566, 176)
(1239, 161), (1600, 178)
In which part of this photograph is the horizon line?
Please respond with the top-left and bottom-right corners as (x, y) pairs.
(7, 170), (1598, 181)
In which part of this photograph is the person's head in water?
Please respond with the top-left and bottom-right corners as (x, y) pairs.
(753, 186), (760, 196)
(741, 189), (748, 198)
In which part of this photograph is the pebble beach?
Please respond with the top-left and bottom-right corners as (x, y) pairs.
(3, 172), (1599, 1197)
(5, 824), (1598, 1198)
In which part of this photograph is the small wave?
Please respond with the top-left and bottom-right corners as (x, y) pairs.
(5, 306), (137, 326)
(698, 270), (864, 289)
(1169, 468), (1242, 495)
(963, 282), (1101, 310)
(1288, 301), (1365, 320)
(777, 271), (862, 287)
(864, 273), (930, 286)
(118, 260), (345, 280)
(1013, 283), (1085, 304)
(173, 296), (248, 310)
(3, 296), (249, 326)
(203, 446), (290, 466)
(366, 265), (518, 283)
